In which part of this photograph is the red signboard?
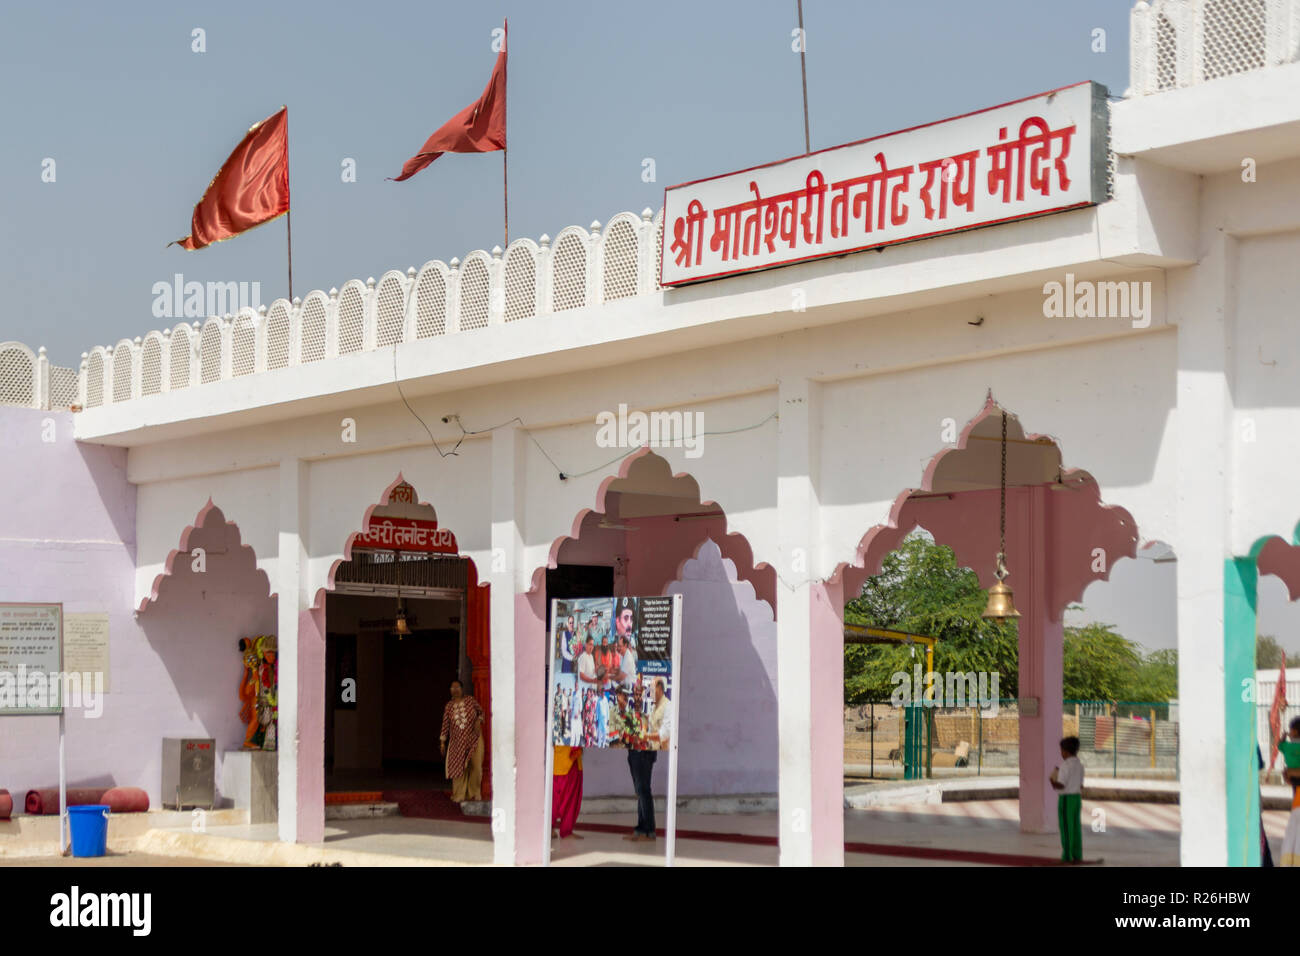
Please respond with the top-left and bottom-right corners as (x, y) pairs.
(354, 517), (458, 554)
(661, 81), (1108, 286)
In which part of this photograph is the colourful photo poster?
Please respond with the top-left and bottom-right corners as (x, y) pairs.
(545, 593), (683, 865)
(549, 596), (676, 749)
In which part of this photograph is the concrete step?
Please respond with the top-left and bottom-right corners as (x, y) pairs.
(325, 802), (400, 820)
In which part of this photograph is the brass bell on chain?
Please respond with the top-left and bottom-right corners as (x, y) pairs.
(982, 409), (1020, 621)
(983, 554), (1020, 621)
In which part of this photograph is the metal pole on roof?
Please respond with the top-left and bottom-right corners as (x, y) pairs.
(797, 0), (811, 154)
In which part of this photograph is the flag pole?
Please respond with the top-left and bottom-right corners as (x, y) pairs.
(287, 210), (295, 302)
(797, 0), (811, 154)
(285, 106), (295, 300)
(502, 19), (509, 248)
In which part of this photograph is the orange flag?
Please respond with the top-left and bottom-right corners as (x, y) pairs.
(1269, 653), (1287, 769)
(391, 23), (507, 182)
(171, 107), (290, 250)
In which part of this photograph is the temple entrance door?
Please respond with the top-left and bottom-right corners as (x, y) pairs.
(324, 589), (465, 793)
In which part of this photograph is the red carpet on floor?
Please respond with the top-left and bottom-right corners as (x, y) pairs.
(569, 822), (1061, 865)
(381, 789), (490, 823)
(345, 792), (1061, 865)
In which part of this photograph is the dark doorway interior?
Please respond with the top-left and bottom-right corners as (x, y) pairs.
(546, 564), (615, 630)
(324, 594), (461, 792)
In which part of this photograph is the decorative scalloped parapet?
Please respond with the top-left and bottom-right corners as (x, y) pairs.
(1130, 0), (1300, 96)
(40, 208), (662, 411)
(0, 341), (78, 410)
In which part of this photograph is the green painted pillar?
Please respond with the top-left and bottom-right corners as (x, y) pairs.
(1224, 557), (1260, 867)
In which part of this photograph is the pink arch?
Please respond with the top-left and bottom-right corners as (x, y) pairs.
(524, 446), (775, 607)
(137, 498), (274, 612)
(1257, 535), (1300, 602)
(828, 394), (1145, 615)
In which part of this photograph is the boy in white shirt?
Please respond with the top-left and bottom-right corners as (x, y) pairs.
(1049, 735), (1085, 863)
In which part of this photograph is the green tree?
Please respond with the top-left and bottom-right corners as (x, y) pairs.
(1124, 647), (1178, 702)
(844, 532), (1018, 703)
(1061, 623), (1178, 701)
(1062, 622), (1141, 700)
(1257, 634), (1284, 669)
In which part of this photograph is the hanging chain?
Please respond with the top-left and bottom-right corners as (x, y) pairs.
(998, 411), (1008, 579)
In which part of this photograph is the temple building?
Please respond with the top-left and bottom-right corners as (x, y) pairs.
(3, 0), (1300, 865)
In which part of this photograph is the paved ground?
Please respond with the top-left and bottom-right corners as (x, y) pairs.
(2, 798), (1289, 866)
(0, 852), (242, 866)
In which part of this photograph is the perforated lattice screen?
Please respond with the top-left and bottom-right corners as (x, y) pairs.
(300, 296), (327, 362)
(504, 247), (536, 322)
(86, 353), (104, 407)
(49, 366), (77, 409)
(416, 267), (447, 337)
(334, 551), (469, 593)
(141, 338), (162, 396)
(232, 317), (256, 376)
(0, 347), (34, 407)
(1203, 0), (1266, 79)
(266, 304), (290, 370)
(552, 233), (587, 312)
(112, 347), (132, 402)
(1157, 14), (1178, 89)
(199, 322), (222, 383)
(602, 219), (639, 301)
(653, 218), (664, 291)
(458, 258), (491, 330)
(169, 329), (192, 390)
(338, 286), (365, 354)
(376, 276), (405, 346)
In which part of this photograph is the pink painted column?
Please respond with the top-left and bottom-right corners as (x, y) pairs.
(1015, 485), (1063, 833)
(297, 604), (326, 843)
(810, 580), (845, 863)
(513, 590), (546, 864)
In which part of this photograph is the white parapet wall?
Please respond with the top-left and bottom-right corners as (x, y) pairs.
(1129, 0), (1300, 96)
(65, 209), (663, 412)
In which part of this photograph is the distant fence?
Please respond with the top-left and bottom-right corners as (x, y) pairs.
(843, 699), (1179, 779)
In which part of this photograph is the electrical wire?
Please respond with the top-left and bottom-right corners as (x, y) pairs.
(392, 345), (461, 458)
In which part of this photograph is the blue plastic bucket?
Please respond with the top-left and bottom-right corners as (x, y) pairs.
(68, 804), (110, 857)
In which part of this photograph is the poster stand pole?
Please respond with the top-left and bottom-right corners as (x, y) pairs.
(58, 710), (68, 854)
(665, 593), (682, 867)
(541, 600), (558, 867)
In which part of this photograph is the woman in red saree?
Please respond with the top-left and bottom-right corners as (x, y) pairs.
(440, 679), (485, 802)
(552, 745), (584, 839)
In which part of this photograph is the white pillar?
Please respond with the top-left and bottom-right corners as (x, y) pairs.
(776, 378), (840, 865)
(277, 457), (306, 842)
(1173, 235), (1233, 866)
(490, 426), (525, 864)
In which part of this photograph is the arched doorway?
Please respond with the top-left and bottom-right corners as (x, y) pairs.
(320, 477), (491, 808)
(835, 398), (1149, 840)
(515, 448), (776, 862)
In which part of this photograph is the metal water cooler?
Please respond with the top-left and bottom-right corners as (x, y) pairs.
(161, 738), (216, 810)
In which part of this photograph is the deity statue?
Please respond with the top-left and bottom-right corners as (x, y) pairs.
(256, 635), (278, 752)
(237, 635), (278, 750)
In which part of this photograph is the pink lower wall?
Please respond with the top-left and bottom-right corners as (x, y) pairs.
(0, 408), (276, 808)
(515, 589), (546, 864)
(810, 580), (845, 863)
(298, 605), (326, 843)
